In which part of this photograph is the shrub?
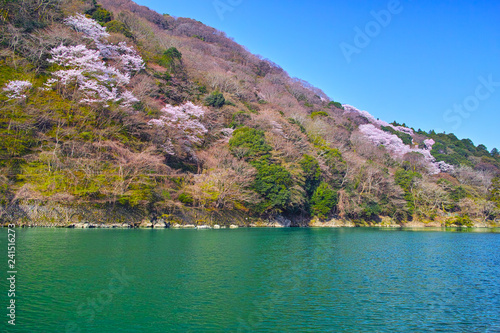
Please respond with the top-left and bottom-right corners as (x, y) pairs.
(178, 192), (194, 205)
(447, 214), (473, 227)
(310, 111), (329, 118)
(205, 91), (225, 108)
(104, 20), (133, 38)
(229, 127), (271, 159)
(158, 47), (183, 72)
(253, 162), (294, 213)
(361, 201), (381, 220)
(328, 101), (344, 109)
(310, 182), (337, 219)
(299, 154), (321, 197)
(86, 4), (113, 24)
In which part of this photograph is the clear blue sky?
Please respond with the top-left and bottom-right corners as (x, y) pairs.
(134, 0), (500, 151)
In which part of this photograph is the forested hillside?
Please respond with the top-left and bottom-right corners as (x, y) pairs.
(1, 0), (499, 226)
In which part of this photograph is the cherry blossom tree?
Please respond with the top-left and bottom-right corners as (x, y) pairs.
(2, 80), (32, 100)
(42, 14), (145, 108)
(47, 44), (135, 106)
(148, 102), (208, 146)
(44, 19), (144, 107)
(358, 124), (453, 174)
(64, 13), (109, 42)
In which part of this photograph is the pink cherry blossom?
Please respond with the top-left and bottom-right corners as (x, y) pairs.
(46, 43), (139, 108)
(148, 102), (208, 145)
(64, 13), (109, 41)
(357, 119), (453, 174)
(2, 80), (32, 100)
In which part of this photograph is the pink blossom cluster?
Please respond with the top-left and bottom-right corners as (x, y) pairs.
(343, 104), (414, 135)
(423, 139), (435, 149)
(63, 14), (144, 73)
(148, 102), (208, 145)
(96, 42), (145, 73)
(2, 80), (32, 100)
(358, 124), (453, 174)
(47, 44), (138, 106)
(64, 13), (109, 41)
(47, 14), (144, 107)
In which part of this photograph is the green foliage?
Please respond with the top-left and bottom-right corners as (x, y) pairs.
(252, 161), (294, 213)
(118, 181), (153, 207)
(395, 169), (422, 215)
(178, 192), (194, 205)
(205, 91), (225, 108)
(19, 160), (118, 199)
(229, 127), (271, 159)
(328, 101), (344, 110)
(310, 182), (337, 219)
(197, 85), (207, 94)
(158, 47), (183, 72)
(86, 4), (113, 24)
(361, 201), (381, 220)
(299, 154), (321, 197)
(381, 126), (413, 145)
(447, 214), (473, 227)
(304, 102), (313, 107)
(104, 20), (133, 38)
(427, 132), (484, 166)
(310, 111), (329, 118)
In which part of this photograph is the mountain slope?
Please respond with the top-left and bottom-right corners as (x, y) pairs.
(0, 0), (498, 226)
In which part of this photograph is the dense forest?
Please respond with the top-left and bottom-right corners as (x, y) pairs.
(0, 0), (499, 226)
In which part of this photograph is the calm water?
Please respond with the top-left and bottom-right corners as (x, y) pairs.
(1, 228), (500, 332)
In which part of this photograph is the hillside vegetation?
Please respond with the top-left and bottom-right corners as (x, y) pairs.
(1, 0), (499, 226)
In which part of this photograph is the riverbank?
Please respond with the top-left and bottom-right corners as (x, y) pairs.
(1, 203), (499, 229)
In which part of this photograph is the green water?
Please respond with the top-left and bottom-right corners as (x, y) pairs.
(1, 228), (499, 332)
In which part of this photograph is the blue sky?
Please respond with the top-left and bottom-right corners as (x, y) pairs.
(134, 0), (500, 151)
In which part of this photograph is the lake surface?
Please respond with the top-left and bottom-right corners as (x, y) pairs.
(1, 227), (500, 332)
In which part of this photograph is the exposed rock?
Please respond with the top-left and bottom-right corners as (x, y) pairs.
(213, 224), (220, 229)
(183, 224), (196, 228)
(139, 220), (153, 228)
(229, 224), (239, 229)
(267, 215), (291, 228)
(153, 220), (167, 228)
(309, 218), (355, 228)
(196, 225), (211, 229)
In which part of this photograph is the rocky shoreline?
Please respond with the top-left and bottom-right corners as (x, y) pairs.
(1, 203), (498, 229)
